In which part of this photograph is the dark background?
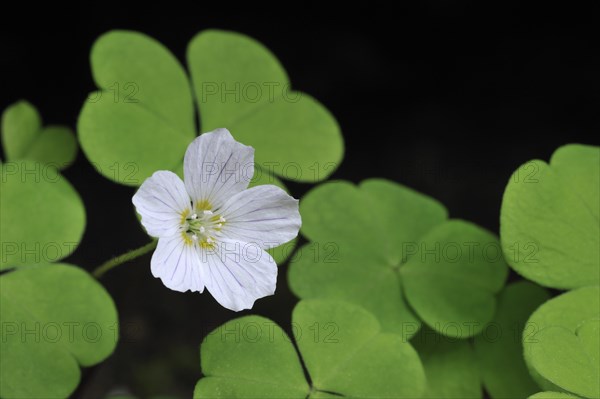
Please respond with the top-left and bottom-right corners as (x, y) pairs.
(1, 4), (598, 398)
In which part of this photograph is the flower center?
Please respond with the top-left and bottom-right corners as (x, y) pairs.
(180, 204), (226, 249)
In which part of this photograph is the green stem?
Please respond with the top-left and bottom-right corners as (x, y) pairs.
(93, 240), (158, 278)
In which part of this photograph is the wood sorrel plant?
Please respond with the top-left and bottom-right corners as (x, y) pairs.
(0, 28), (598, 399)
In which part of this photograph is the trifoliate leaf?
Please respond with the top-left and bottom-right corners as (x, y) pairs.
(500, 144), (600, 289)
(289, 179), (508, 339)
(411, 327), (481, 398)
(2, 101), (77, 169)
(0, 264), (118, 398)
(0, 160), (85, 269)
(79, 30), (344, 186)
(194, 300), (425, 398)
(474, 281), (550, 398)
(524, 286), (600, 398)
(290, 242), (422, 338)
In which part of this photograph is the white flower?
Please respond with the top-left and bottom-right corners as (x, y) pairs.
(132, 128), (301, 311)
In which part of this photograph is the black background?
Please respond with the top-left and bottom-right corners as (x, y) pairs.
(1, 4), (598, 398)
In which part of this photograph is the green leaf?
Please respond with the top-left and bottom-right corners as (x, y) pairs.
(289, 179), (445, 338)
(2, 100), (40, 160)
(267, 238), (297, 266)
(79, 30), (195, 186)
(294, 300), (425, 398)
(195, 300), (425, 398)
(0, 160), (85, 269)
(188, 29), (343, 183)
(195, 315), (309, 398)
(360, 178), (450, 264)
(0, 264), (118, 398)
(524, 286), (600, 398)
(2, 101), (77, 169)
(500, 144), (600, 289)
(401, 220), (508, 338)
(91, 31), (195, 136)
(248, 165), (287, 191)
(22, 126), (77, 168)
(290, 179), (508, 338)
(474, 281), (550, 398)
(529, 393), (582, 399)
(412, 327), (481, 398)
(289, 242), (422, 339)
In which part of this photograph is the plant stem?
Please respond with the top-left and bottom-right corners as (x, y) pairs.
(93, 240), (157, 279)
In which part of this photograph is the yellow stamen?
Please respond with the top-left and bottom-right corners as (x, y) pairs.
(180, 209), (190, 225)
(200, 239), (215, 250)
(181, 231), (193, 246)
(196, 199), (211, 211)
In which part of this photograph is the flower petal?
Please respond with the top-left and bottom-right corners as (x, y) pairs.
(132, 171), (191, 237)
(151, 233), (206, 293)
(203, 240), (277, 311)
(184, 128), (255, 209)
(219, 185), (301, 249)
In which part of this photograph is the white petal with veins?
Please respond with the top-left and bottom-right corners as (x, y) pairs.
(204, 239), (277, 311)
(151, 233), (206, 293)
(220, 185), (301, 249)
(183, 128), (255, 209)
(132, 171), (191, 237)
